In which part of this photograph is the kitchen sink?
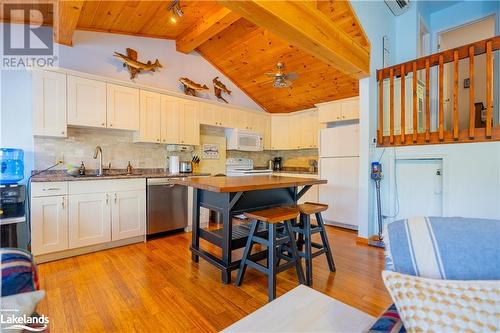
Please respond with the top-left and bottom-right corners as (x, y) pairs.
(72, 172), (142, 178)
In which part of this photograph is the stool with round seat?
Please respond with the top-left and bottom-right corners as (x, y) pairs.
(294, 202), (335, 286)
(235, 206), (305, 302)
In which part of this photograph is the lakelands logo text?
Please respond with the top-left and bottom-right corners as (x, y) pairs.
(2, 3), (58, 69)
(1, 312), (49, 332)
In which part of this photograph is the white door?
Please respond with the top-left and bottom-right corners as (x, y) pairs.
(319, 157), (359, 228)
(31, 196), (68, 255)
(106, 84), (140, 130)
(137, 90), (161, 143)
(67, 76), (107, 128)
(111, 190), (146, 241)
(68, 193), (111, 248)
(179, 100), (200, 145)
(394, 159), (443, 220)
(32, 71), (67, 137)
(160, 95), (180, 144)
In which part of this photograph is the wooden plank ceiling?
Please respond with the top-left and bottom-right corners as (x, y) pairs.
(0, 0), (370, 113)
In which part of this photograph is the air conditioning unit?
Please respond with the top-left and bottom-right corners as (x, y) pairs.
(385, 0), (411, 16)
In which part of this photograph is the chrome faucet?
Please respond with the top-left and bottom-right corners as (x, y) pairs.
(93, 146), (103, 176)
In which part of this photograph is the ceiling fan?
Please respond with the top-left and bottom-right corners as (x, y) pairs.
(265, 62), (298, 89)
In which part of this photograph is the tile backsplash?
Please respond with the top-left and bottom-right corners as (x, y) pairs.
(34, 127), (171, 170)
(34, 126), (318, 172)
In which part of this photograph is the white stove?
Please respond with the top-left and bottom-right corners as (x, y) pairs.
(225, 158), (273, 177)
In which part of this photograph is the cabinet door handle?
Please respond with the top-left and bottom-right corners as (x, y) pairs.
(42, 188), (60, 191)
(61, 196), (65, 209)
(106, 194), (109, 205)
(114, 193), (117, 204)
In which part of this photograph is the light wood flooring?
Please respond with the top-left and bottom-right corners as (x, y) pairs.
(37, 226), (391, 332)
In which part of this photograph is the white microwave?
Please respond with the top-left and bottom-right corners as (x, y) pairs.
(225, 128), (263, 151)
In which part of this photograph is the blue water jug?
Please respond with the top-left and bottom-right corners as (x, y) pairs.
(0, 148), (24, 184)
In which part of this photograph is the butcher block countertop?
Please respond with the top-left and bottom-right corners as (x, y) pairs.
(173, 175), (327, 193)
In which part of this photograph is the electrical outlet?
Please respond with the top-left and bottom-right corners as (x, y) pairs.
(371, 137), (377, 146)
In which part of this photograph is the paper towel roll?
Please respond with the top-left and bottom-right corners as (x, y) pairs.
(169, 156), (180, 174)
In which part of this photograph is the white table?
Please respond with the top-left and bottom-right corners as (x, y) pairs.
(222, 285), (375, 332)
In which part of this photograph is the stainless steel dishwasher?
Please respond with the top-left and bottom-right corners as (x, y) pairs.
(147, 178), (187, 235)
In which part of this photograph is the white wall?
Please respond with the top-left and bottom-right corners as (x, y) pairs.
(353, 0), (500, 238)
(376, 142), (500, 222)
(58, 29), (262, 110)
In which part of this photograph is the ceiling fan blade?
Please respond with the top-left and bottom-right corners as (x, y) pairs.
(285, 72), (298, 80)
(264, 72), (277, 77)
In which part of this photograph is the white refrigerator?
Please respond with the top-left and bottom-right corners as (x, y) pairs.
(319, 124), (360, 230)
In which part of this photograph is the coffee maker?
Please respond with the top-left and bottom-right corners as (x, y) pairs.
(272, 157), (283, 171)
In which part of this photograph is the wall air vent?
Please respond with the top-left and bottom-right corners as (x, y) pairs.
(384, 0), (411, 16)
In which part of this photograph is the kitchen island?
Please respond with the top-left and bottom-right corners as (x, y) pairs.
(173, 175), (327, 284)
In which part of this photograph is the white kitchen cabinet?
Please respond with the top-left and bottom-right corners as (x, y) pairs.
(111, 190), (146, 241)
(270, 115), (290, 150)
(32, 70), (67, 137)
(317, 97), (359, 123)
(160, 95), (181, 144)
(136, 90), (162, 143)
(67, 76), (107, 128)
(200, 103), (232, 128)
(300, 110), (319, 149)
(31, 195), (68, 255)
(179, 99), (200, 145)
(289, 114), (302, 149)
(106, 83), (140, 130)
(68, 192), (112, 248)
(263, 113), (271, 150)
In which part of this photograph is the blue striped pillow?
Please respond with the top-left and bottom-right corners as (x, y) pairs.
(1, 248), (39, 297)
(383, 217), (500, 280)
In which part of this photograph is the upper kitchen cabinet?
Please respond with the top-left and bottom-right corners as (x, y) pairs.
(160, 95), (180, 144)
(106, 84), (140, 130)
(300, 110), (319, 149)
(317, 97), (359, 123)
(178, 99), (200, 146)
(270, 115), (290, 150)
(32, 70), (67, 137)
(67, 76), (107, 128)
(199, 103), (233, 128)
(135, 90), (162, 143)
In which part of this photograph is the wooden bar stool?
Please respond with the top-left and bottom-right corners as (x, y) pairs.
(235, 207), (305, 302)
(294, 202), (335, 286)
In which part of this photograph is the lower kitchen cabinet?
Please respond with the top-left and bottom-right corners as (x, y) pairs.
(68, 193), (112, 248)
(111, 190), (146, 241)
(31, 195), (68, 255)
(30, 179), (146, 261)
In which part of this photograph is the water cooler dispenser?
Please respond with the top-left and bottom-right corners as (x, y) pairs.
(0, 148), (26, 247)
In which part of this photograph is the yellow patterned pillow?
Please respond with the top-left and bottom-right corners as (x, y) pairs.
(382, 271), (500, 333)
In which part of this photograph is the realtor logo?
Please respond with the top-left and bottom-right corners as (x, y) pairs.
(2, 3), (58, 69)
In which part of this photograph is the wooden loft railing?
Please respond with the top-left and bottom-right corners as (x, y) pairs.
(376, 36), (500, 147)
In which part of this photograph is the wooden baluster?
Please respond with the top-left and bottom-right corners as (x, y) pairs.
(378, 71), (384, 144)
(412, 62), (418, 142)
(438, 55), (444, 141)
(425, 59), (430, 142)
(468, 46), (475, 139)
(400, 64), (405, 143)
(453, 50), (459, 140)
(390, 68), (394, 144)
(486, 41), (493, 138)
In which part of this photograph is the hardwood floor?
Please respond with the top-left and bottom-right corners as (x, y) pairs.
(37, 226), (392, 332)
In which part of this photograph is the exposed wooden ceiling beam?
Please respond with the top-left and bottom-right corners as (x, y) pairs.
(53, 0), (84, 46)
(176, 6), (240, 54)
(218, 0), (370, 79)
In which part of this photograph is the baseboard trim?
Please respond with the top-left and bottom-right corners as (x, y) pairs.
(34, 236), (145, 264)
(356, 237), (369, 245)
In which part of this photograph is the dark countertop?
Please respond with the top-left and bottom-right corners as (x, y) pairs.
(30, 169), (210, 182)
(172, 175), (326, 193)
(255, 166), (318, 175)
